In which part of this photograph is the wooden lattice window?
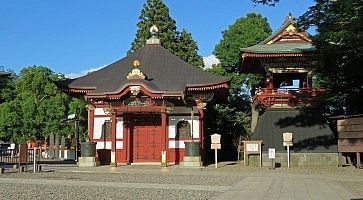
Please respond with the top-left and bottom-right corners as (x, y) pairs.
(176, 120), (191, 139)
(101, 120), (111, 139)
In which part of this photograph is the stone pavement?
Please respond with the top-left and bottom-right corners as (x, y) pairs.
(213, 173), (361, 200)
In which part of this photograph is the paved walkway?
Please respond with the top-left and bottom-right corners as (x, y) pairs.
(214, 173), (360, 200)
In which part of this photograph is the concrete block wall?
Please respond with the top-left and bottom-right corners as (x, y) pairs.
(247, 153), (338, 167)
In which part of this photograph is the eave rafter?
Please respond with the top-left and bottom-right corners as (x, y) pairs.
(186, 82), (229, 92)
(242, 52), (317, 58)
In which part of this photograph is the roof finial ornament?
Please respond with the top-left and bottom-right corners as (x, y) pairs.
(288, 12), (293, 20)
(146, 25), (160, 45)
(150, 25), (158, 36)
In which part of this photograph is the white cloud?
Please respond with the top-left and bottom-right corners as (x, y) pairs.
(65, 65), (107, 79)
(203, 55), (220, 69)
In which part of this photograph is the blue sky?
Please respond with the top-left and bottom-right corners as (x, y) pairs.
(0, 0), (315, 77)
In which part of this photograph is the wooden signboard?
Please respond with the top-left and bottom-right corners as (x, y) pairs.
(243, 140), (263, 167)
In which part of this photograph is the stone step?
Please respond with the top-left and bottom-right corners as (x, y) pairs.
(78, 157), (98, 163)
(183, 156), (202, 162)
(77, 156), (100, 167)
(182, 161), (203, 167)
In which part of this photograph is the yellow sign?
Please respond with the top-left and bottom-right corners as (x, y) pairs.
(211, 143), (221, 149)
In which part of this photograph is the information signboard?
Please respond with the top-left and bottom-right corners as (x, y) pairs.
(268, 148), (275, 159)
(242, 140), (263, 167)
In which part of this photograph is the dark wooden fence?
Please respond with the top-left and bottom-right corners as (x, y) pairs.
(0, 148), (41, 166)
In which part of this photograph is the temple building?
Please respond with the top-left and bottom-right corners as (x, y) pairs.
(57, 27), (230, 166)
(239, 14), (337, 166)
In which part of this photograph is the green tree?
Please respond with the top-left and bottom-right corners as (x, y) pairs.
(0, 69), (16, 103)
(0, 66), (70, 142)
(129, 0), (204, 67)
(129, 0), (177, 52)
(214, 13), (272, 71)
(298, 0), (363, 116)
(173, 30), (204, 68)
(208, 13), (270, 158)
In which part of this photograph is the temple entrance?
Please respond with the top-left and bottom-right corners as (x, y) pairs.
(129, 114), (162, 163)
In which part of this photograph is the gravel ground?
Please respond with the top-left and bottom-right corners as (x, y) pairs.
(0, 171), (240, 186)
(0, 169), (236, 200)
(0, 183), (218, 200)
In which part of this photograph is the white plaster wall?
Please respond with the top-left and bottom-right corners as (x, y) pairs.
(116, 117), (123, 139)
(168, 116), (199, 139)
(116, 141), (123, 149)
(95, 141), (123, 150)
(96, 141), (111, 149)
(94, 108), (106, 115)
(93, 117), (110, 139)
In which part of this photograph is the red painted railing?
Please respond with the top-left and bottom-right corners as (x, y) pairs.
(253, 88), (325, 108)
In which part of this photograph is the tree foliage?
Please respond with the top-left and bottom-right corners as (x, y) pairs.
(129, 0), (177, 52)
(208, 13), (270, 157)
(0, 66), (86, 143)
(214, 13), (272, 71)
(173, 30), (204, 68)
(298, 0), (363, 115)
(0, 70), (16, 103)
(129, 0), (204, 68)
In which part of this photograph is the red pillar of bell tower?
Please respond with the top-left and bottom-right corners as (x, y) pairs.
(196, 101), (206, 163)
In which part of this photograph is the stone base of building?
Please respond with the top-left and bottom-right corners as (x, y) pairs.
(182, 156), (203, 168)
(247, 153), (338, 167)
(77, 157), (100, 167)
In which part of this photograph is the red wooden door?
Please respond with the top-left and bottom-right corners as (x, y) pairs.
(131, 115), (162, 162)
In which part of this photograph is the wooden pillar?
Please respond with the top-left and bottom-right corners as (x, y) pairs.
(307, 71), (313, 89)
(357, 152), (361, 168)
(161, 108), (168, 166)
(161, 110), (167, 150)
(266, 72), (273, 90)
(49, 133), (54, 159)
(123, 115), (129, 164)
(110, 110), (117, 166)
(196, 101), (206, 163)
(60, 136), (65, 159)
(198, 109), (204, 150)
(87, 104), (95, 141)
(54, 133), (59, 159)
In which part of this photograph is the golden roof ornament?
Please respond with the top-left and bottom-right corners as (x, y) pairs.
(127, 59), (145, 80)
(284, 13), (297, 35)
(133, 59), (140, 67)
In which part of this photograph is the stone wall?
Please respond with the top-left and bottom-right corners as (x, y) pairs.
(247, 152), (338, 167)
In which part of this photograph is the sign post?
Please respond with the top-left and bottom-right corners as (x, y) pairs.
(210, 134), (221, 168)
(268, 148), (275, 169)
(283, 132), (293, 168)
